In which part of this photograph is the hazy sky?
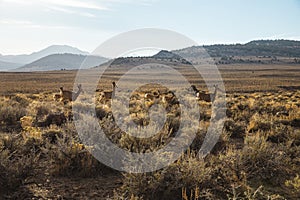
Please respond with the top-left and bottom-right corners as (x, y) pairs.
(0, 0), (299, 55)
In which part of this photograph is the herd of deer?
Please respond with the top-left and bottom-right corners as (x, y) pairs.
(53, 81), (221, 104)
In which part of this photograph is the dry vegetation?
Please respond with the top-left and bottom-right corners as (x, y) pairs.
(0, 64), (300, 199)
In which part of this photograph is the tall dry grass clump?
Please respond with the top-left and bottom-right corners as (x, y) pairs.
(0, 97), (27, 132)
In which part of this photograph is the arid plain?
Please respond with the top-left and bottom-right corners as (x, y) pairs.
(0, 62), (300, 199)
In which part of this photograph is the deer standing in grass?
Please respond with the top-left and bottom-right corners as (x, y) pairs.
(55, 84), (83, 103)
(99, 82), (118, 101)
(191, 85), (219, 102)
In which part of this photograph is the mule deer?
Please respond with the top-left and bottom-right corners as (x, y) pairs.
(191, 85), (219, 102)
(99, 82), (118, 101)
(59, 84), (83, 103)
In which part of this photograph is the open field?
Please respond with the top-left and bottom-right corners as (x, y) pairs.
(0, 63), (300, 199)
(0, 64), (299, 94)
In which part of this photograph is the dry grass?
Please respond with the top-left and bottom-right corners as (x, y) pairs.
(0, 64), (300, 94)
(0, 63), (300, 199)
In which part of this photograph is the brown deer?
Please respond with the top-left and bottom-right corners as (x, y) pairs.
(59, 84), (83, 103)
(191, 85), (219, 102)
(99, 82), (118, 101)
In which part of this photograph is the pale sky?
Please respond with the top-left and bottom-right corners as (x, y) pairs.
(0, 0), (300, 55)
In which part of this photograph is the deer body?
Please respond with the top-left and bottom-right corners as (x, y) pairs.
(191, 85), (218, 102)
(99, 82), (117, 101)
(59, 84), (83, 102)
(197, 92), (211, 102)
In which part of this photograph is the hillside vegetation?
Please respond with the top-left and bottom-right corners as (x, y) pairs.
(109, 40), (300, 66)
(205, 40), (300, 57)
(173, 40), (300, 65)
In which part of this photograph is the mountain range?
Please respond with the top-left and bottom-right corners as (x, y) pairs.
(0, 60), (23, 71)
(173, 39), (300, 64)
(1, 40), (300, 72)
(0, 45), (107, 71)
(15, 54), (108, 72)
(106, 40), (300, 67)
(0, 45), (88, 65)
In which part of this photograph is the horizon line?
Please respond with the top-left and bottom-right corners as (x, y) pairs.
(1, 38), (300, 56)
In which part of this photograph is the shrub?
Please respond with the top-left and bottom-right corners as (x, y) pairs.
(0, 134), (37, 198)
(242, 134), (292, 186)
(43, 124), (113, 177)
(0, 99), (26, 131)
(285, 174), (300, 194)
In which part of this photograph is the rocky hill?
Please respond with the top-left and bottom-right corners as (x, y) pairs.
(174, 39), (300, 64)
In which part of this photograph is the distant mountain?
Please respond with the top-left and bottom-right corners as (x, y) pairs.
(0, 45), (89, 65)
(104, 40), (300, 66)
(203, 40), (300, 57)
(0, 60), (23, 71)
(15, 53), (108, 72)
(153, 50), (182, 59)
(152, 50), (191, 64)
(2, 40), (300, 71)
(171, 39), (300, 64)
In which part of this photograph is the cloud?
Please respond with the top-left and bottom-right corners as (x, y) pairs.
(2, 0), (109, 10)
(1, 0), (34, 5)
(0, 19), (71, 29)
(0, 19), (33, 25)
(1, 0), (105, 18)
(40, 0), (109, 10)
(46, 6), (96, 18)
(104, 0), (157, 5)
